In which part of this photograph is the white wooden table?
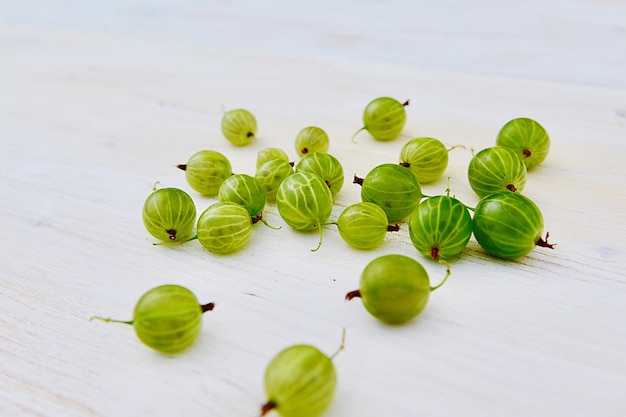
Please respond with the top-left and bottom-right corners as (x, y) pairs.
(1, 1), (625, 416)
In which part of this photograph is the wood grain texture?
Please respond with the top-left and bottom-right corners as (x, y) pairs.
(1, 1), (625, 416)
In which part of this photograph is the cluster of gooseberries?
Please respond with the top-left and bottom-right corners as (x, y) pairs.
(92, 98), (556, 417)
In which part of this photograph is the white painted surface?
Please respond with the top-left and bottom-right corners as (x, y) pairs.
(1, 1), (625, 416)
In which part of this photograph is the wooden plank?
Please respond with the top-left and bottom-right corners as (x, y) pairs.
(1, 2), (625, 416)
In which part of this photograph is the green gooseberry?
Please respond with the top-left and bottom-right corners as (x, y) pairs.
(496, 117), (550, 170)
(354, 163), (422, 221)
(353, 97), (408, 142)
(276, 171), (333, 252)
(467, 146), (527, 198)
(346, 254), (450, 325)
(142, 185), (196, 242)
(257, 147), (291, 169)
(218, 173), (266, 224)
(295, 126), (330, 157)
(261, 334), (345, 417)
(408, 195), (473, 260)
(329, 202), (399, 250)
(221, 108), (257, 146)
(196, 201), (253, 254)
(255, 159), (295, 203)
(472, 191), (555, 259)
(399, 137), (461, 183)
(295, 152), (344, 198)
(176, 150), (232, 196)
(91, 284), (214, 354)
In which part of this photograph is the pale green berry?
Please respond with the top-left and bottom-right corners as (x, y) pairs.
(142, 186), (196, 242)
(221, 108), (257, 146)
(177, 150), (232, 196)
(196, 202), (253, 254)
(90, 284), (214, 354)
(346, 254), (449, 324)
(295, 126), (329, 157)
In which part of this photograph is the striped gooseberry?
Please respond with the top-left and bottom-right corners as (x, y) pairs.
(196, 201), (253, 254)
(328, 202), (399, 250)
(276, 171), (333, 252)
(218, 173), (266, 224)
(255, 159), (295, 203)
(295, 126), (329, 157)
(472, 191), (555, 259)
(408, 194), (472, 260)
(354, 163), (422, 221)
(346, 254), (450, 325)
(221, 108), (257, 146)
(142, 185), (196, 242)
(399, 137), (461, 183)
(177, 150), (232, 196)
(261, 334), (345, 417)
(496, 117), (550, 170)
(91, 284), (214, 354)
(467, 146), (527, 198)
(295, 152), (344, 198)
(353, 97), (408, 142)
(257, 147), (291, 169)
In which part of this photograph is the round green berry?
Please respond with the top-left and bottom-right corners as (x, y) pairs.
(218, 173), (266, 223)
(399, 137), (449, 183)
(295, 152), (344, 198)
(472, 192), (554, 259)
(257, 147), (291, 169)
(255, 159), (294, 203)
(196, 202), (253, 254)
(334, 202), (396, 250)
(353, 97), (408, 142)
(221, 108), (257, 146)
(408, 195), (472, 260)
(91, 284), (214, 354)
(177, 150), (232, 196)
(142, 186), (196, 242)
(346, 254), (449, 324)
(295, 126), (329, 157)
(467, 146), (527, 198)
(276, 171), (333, 251)
(261, 344), (337, 417)
(355, 163), (422, 221)
(496, 117), (550, 170)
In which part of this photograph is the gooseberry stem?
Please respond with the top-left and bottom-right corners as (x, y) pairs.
(536, 232), (556, 249)
(310, 224), (324, 252)
(253, 214), (281, 230)
(345, 290), (361, 300)
(351, 126), (367, 144)
(430, 260), (451, 292)
(447, 144), (466, 152)
(353, 174), (364, 186)
(89, 316), (133, 325)
(260, 219), (281, 230)
(201, 303), (215, 313)
(387, 224), (400, 232)
(176, 164), (187, 171)
(445, 177), (452, 197)
(260, 400), (277, 416)
(330, 328), (347, 360)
